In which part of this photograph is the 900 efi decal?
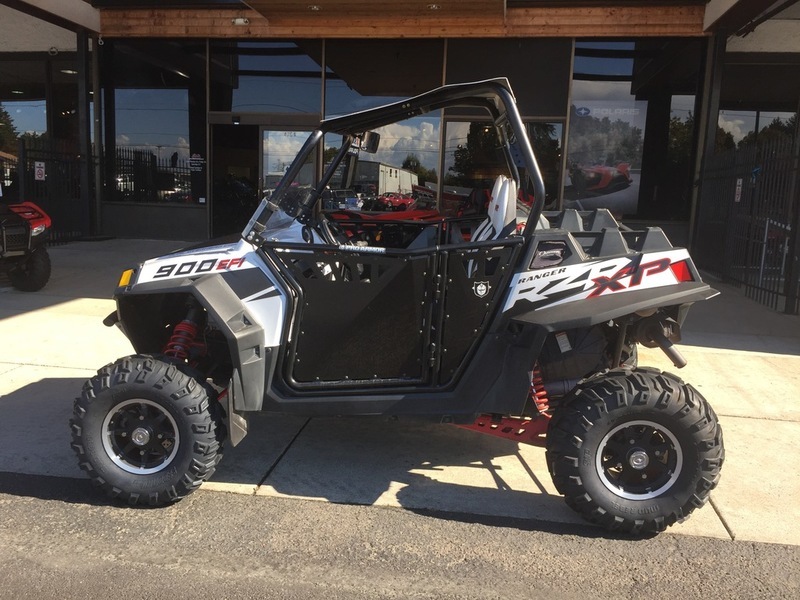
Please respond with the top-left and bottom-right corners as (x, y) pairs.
(136, 241), (256, 284)
(151, 257), (246, 279)
(503, 249), (694, 312)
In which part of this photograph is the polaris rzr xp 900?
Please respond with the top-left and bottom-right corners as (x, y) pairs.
(71, 79), (723, 535)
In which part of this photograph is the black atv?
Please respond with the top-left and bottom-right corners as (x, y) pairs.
(0, 201), (52, 291)
(71, 79), (723, 535)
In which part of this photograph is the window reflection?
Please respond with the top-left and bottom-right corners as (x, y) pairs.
(263, 129), (314, 197)
(1, 100), (47, 139)
(209, 41), (322, 114)
(324, 40), (443, 117)
(528, 122), (563, 211)
(567, 41), (645, 217)
(323, 116), (441, 213)
(442, 120), (561, 217)
(114, 88), (192, 203)
(106, 40), (206, 206)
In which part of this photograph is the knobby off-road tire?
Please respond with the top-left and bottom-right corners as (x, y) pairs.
(546, 367), (724, 535)
(9, 246), (51, 291)
(70, 355), (223, 506)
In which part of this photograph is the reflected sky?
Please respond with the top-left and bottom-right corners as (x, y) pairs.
(1, 100), (46, 136)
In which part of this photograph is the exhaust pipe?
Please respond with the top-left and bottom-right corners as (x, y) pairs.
(633, 317), (687, 369)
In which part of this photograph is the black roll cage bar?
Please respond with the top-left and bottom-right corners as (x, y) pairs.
(244, 78), (546, 243)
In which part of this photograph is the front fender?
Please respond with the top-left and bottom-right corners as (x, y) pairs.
(115, 274), (267, 413)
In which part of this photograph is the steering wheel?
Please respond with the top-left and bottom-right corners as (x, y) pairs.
(317, 213), (351, 246)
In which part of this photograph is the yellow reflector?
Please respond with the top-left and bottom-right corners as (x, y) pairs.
(118, 269), (134, 287)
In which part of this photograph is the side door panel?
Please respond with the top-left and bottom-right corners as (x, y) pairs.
(269, 246), (436, 387)
(435, 242), (521, 385)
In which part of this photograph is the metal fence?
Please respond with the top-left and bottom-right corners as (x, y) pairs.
(12, 138), (92, 244)
(695, 135), (800, 314)
(113, 147), (193, 204)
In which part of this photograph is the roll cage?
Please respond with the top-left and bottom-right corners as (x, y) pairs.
(243, 78), (547, 244)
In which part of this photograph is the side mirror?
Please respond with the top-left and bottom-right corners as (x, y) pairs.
(360, 131), (380, 154)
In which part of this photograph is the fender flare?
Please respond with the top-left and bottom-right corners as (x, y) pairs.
(116, 275), (267, 413)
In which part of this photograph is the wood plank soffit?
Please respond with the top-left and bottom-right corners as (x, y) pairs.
(99, 5), (707, 38)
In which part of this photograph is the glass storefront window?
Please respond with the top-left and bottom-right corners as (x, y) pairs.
(442, 120), (562, 217)
(528, 122), (563, 211)
(115, 88), (189, 159)
(443, 121), (505, 216)
(106, 40), (207, 206)
(717, 109), (796, 149)
(568, 41), (646, 217)
(1, 99), (47, 140)
(1, 60), (48, 152)
(209, 41), (322, 114)
(324, 40), (444, 117)
(568, 39), (705, 221)
(113, 88), (191, 202)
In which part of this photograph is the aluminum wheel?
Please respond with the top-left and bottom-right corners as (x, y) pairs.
(595, 419), (683, 500)
(101, 398), (180, 475)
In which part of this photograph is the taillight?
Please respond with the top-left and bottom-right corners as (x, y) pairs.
(670, 260), (694, 282)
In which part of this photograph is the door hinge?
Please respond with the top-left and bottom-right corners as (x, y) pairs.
(433, 273), (443, 301)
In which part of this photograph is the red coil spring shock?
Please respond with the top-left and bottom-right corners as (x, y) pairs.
(531, 363), (550, 414)
(163, 319), (201, 362)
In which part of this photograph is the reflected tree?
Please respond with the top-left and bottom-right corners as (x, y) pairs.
(446, 123), (502, 187)
(402, 152), (437, 185)
(0, 107), (20, 154)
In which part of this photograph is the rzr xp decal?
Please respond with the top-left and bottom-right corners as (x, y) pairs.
(503, 249), (693, 312)
(588, 258), (670, 298)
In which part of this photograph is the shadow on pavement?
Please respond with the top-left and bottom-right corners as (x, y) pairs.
(0, 472), (112, 506)
(1, 377), (585, 532)
(253, 416), (582, 527)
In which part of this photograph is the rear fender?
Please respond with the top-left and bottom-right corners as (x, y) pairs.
(503, 246), (718, 331)
(510, 282), (717, 331)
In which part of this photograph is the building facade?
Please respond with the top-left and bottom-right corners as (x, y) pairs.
(1, 0), (799, 309)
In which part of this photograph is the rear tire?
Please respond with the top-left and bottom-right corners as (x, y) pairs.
(9, 246), (51, 291)
(70, 355), (223, 506)
(546, 367), (723, 534)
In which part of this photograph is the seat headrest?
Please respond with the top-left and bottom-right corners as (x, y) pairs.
(489, 177), (516, 237)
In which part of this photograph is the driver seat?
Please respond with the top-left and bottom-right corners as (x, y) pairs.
(472, 175), (517, 242)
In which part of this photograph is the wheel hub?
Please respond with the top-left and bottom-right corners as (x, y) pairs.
(628, 449), (649, 470)
(130, 427), (151, 446)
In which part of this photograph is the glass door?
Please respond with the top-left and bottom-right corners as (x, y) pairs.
(211, 123), (260, 237)
(261, 129), (315, 200)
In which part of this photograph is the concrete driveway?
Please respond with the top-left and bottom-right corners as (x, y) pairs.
(1, 239), (799, 545)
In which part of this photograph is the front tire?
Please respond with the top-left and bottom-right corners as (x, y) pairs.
(546, 368), (724, 534)
(10, 246), (51, 291)
(70, 355), (223, 506)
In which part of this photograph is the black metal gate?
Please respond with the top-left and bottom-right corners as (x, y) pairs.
(695, 135), (800, 314)
(15, 138), (91, 243)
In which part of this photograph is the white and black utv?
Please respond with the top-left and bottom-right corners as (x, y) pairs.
(71, 79), (723, 535)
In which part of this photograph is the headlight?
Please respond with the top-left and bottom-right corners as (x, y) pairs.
(31, 224), (46, 235)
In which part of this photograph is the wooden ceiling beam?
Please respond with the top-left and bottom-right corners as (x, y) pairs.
(99, 5), (707, 38)
(243, 0), (506, 18)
